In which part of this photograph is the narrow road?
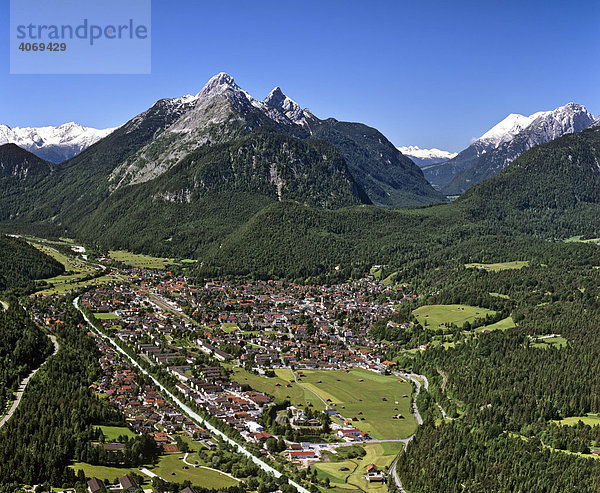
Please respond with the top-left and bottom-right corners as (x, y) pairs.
(0, 301), (7, 311)
(395, 372), (426, 425)
(75, 297), (310, 493)
(390, 450), (409, 493)
(0, 334), (59, 429)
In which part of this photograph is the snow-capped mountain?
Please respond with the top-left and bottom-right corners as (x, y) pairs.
(0, 122), (115, 163)
(397, 145), (458, 167)
(423, 103), (595, 193)
(475, 103), (595, 150)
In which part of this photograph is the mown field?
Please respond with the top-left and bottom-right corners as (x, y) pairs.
(233, 367), (416, 440)
(530, 335), (567, 349)
(94, 424), (136, 441)
(412, 304), (497, 328)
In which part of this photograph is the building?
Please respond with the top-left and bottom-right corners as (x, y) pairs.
(87, 478), (105, 493)
(119, 475), (138, 492)
(366, 464), (385, 482)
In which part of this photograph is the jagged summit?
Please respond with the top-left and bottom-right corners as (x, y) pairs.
(264, 86), (309, 125)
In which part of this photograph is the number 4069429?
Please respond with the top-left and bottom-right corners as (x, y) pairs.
(18, 42), (66, 52)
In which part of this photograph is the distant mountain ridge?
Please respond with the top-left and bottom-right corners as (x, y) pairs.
(397, 146), (458, 167)
(0, 122), (115, 163)
(423, 103), (595, 193)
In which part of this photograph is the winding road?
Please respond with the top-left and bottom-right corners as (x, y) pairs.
(74, 297), (310, 493)
(0, 334), (59, 429)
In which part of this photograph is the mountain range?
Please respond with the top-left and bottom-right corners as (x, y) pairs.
(0, 73), (445, 254)
(422, 103), (596, 194)
(0, 122), (115, 163)
(1, 73), (599, 278)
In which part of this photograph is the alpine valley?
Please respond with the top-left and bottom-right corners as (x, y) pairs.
(1, 72), (600, 493)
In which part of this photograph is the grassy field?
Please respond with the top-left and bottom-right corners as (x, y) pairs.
(564, 236), (600, 244)
(530, 335), (567, 349)
(381, 271), (399, 286)
(233, 367), (416, 440)
(72, 450), (239, 488)
(221, 323), (239, 332)
(465, 261), (529, 271)
(70, 463), (144, 484)
(474, 316), (515, 333)
(30, 242), (100, 289)
(553, 414), (600, 426)
(151, 453), (239, 488)
(94, 312), (120, 320)
(313, 442), (401, 492)
(233, 367), (322, 408)
(413, 304), (497, 328)
(36, 274), (121, 295)
(94, 425), (136, 441)
(109, 250), (177, 269)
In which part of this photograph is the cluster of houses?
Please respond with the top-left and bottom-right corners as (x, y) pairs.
(91, 335), (206, 439)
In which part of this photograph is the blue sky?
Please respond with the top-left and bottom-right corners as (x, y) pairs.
(2, 0), (599, 151)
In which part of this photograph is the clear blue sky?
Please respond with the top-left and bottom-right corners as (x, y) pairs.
(2, 0), (599, 152)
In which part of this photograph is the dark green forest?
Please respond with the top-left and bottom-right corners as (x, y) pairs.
(0, 303), (53, 414)
(0, 235), (64, 292)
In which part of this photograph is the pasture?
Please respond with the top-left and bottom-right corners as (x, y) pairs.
(413, 304), (497, 328)
(474, 316), (515, 333)
(94, 424), (135, 441)
(151, 453), (239, 488)
(313, 442), (401, 492)
(109, 250), (177, 269)
(233, 367), (416, 439)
